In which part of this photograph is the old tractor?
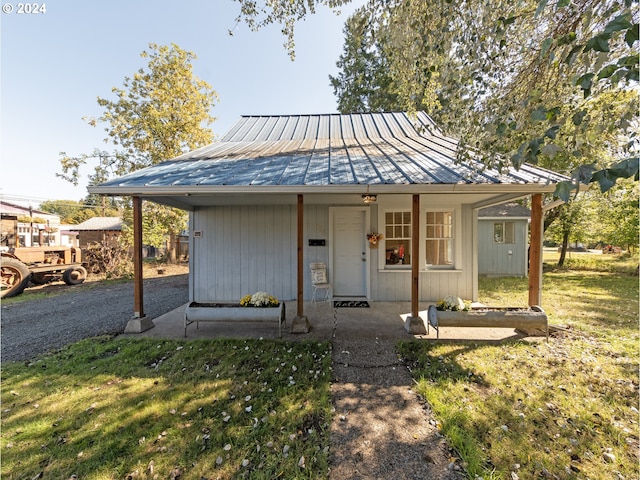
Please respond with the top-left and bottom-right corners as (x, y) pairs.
(1, 246), (87, 298)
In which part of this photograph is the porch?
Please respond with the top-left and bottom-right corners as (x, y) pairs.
(128, 300), (541, 343)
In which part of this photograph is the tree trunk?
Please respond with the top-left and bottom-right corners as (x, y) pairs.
(167, 232), (178, 264)
(558, 228), (570, 267)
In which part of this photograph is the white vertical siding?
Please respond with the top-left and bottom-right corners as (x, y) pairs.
(192, 205), (297, 302)
(303, 204), (330, 299)
(190, 197), (480, 303)
(477, 219), (528, 276)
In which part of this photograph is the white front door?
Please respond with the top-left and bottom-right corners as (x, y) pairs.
(332, 208), (368, 297)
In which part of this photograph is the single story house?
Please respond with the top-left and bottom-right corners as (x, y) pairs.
(478, 203), (531, 277)
(89, 112), (566, 332)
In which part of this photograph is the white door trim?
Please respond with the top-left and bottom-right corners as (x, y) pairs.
(328, 207), (370, 299)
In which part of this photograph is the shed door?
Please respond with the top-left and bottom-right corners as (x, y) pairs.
(332, 208), (367, 297)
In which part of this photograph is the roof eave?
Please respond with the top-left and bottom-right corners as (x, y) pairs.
(88, 182), (561, 197)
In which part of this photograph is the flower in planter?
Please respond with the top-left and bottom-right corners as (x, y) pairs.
(240, 291), (279, 307)
(436, 295), (471, 311)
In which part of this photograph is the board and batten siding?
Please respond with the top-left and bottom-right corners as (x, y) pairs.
(189, 199), (478, 303)
(477, 218), (529, 276)
(190, 205), (297, 302)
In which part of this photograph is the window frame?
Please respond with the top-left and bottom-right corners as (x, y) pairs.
(382, 209), (412, 269)
(493, 221), (516, 244)
(424, 210), (455, 270)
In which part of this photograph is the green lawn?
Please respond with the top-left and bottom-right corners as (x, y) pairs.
(399, 252), (639, 479)
(2, 252), (638, 479)
(1, 338), (332, 479)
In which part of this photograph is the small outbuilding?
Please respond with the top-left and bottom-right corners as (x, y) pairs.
(74, 216), (122, 248)
(478, 203), (531, 277)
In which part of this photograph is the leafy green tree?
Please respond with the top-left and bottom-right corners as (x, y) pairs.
(329, 12), (404, 113)
(39, 199), (120, 224)
(234, 0), (638, 197)
(59, 43), (218, 260)
(594, 180), (639, 252)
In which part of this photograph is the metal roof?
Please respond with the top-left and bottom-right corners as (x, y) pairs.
(74, 217), (122, 231)
(92, 112), (568, 196)
(479, 203), (531, 218)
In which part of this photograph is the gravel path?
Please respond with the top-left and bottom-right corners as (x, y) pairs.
(1, 274), (188, 363)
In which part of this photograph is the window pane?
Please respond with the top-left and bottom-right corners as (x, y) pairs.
(494, 223), (504, 243)
(426, 239), (453, 266)
(385, 240), (410, 265)
(385, 210), (411, 266)
(505, 222), (515, 244)
(426, 210), (454, 267)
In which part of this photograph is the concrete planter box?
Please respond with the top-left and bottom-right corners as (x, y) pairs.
(184, 302), (286, 338)
(427, 305), (547, 339)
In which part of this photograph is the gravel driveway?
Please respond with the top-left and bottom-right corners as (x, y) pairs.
(1, 273), (188, 363)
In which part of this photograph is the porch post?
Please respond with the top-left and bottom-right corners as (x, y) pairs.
(124, 196), (154, 333)
(291, 194), (310, 333)
(528, 193), (543, 307)
(404, 194), (426, 334)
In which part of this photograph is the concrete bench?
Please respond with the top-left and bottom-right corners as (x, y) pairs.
(184, 302), (286, 338)
(426, 305), (548, 340)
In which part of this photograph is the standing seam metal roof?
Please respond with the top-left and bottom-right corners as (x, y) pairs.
(97, 112), (568, 189)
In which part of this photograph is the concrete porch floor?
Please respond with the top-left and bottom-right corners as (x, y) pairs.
(126, 300), (536, 343)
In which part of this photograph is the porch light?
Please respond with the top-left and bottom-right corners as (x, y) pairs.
(361, 194), (377, 204)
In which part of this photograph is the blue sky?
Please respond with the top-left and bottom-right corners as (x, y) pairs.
(1, 0), (363, 204)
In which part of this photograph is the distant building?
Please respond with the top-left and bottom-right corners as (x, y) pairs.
(0, 201), (61, 247)
(478, 203), (531, 277)
(74, 217), (122, 248)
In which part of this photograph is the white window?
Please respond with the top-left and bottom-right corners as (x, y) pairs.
(425, 211), (454, 268)
(384, 211), (411, 266)
(494, 222), (515, 244)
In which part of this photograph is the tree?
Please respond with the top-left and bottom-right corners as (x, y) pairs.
(234, 0), (638, 197)
(59, 43), (218, 260)
(39, 199), (120, 224)
(329, 12), (404, 113)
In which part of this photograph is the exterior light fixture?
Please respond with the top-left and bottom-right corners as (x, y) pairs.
(361, 194), (377, 204)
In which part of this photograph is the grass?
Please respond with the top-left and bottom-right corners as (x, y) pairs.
(2, 251), (638, 479)
(1, 337), (332, 479)
(399, 251), (639, 479)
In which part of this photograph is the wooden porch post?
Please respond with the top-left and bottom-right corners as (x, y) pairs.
(291, 194), (310, 333)
(124, 196), (154, 333)
(529, 193), (543, 307)
(404, 194), (426, 334)
(297, 194), (304, 317)
(133, 196), (144, 318)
